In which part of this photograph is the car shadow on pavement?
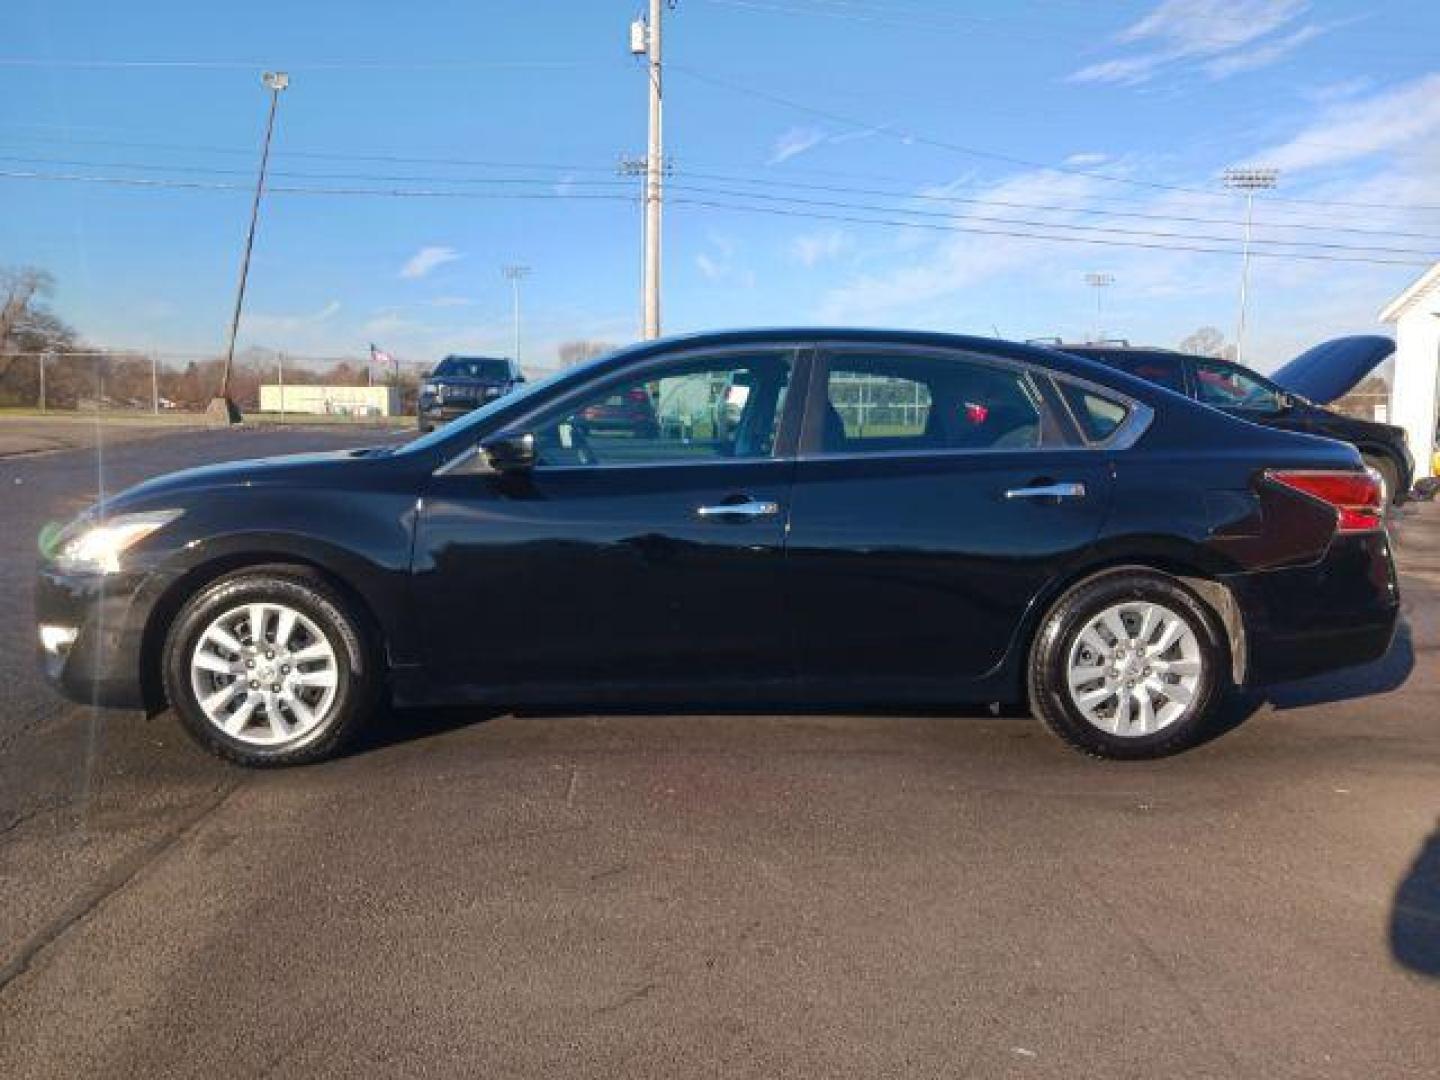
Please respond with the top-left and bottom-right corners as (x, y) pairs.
(1390, 819), (1440, 979)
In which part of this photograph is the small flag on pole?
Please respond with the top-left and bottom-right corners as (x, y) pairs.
(369, 343), (396, 384)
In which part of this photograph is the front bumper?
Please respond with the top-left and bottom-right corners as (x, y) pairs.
(1227, 530), (1400, 686)
(36, 563), (161, 709)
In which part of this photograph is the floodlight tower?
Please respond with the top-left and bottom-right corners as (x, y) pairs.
(214, 70), (289, 425)
(502, 265), (531, 365)
(1084, 272), (1115, 343)
(1222, 167), (1279, 365)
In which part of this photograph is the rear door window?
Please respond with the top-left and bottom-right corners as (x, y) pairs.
(814, 351), (1061, 455)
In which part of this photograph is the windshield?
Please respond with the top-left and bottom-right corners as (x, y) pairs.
(431, 357), (511, 380)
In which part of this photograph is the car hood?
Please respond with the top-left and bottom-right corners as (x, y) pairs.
(100, 446), (390, 512)
(1269, 335), (1394, 405)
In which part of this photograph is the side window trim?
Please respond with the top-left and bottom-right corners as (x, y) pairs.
(801, 344), (1073, 459)
(1049, 373), (1154, 450)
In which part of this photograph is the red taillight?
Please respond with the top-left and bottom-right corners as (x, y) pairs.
(1268, 469), (1383, 532)
(625, 388), (650, 403)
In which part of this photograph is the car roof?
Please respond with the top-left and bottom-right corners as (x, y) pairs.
(595, 327), (1148, 385)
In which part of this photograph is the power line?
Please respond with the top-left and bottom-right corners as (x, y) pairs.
(7, 127), (1436, 229)
(670, 62), (1440, 213)
(5, 166), (1430, 267)
(668, 197), (1436, 267)
(0, 57), (601, 71)
(8, 142), (1436, 242)
(6, 155), (1434, 257)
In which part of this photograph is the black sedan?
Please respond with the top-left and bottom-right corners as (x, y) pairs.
(36, 329), (1398, 766)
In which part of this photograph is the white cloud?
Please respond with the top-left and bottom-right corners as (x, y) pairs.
(1201, 22), (1325, 79)
(1064, 152), (1110, 167)
(399, 245), (462, 280)
(768, 126), (827, 165)
(790, 229), (855, 268)
(695, 253), (724, 281)
(428, 295), (477, 308)
(693, 233), (754, 287)
(244, 300), (341, 336)
(1240, 73), (1440, 173)
(1070, 0), (1320, 85)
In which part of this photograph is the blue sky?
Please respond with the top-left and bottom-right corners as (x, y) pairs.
(5, 0), (1440, 372)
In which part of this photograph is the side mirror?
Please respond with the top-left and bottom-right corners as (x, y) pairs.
(480, 431), (536, 473)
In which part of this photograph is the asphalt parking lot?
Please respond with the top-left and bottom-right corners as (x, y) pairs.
(0, 425), (1436, 1078)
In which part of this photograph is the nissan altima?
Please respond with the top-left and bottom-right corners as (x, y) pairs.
(36, 329), (1399, 766)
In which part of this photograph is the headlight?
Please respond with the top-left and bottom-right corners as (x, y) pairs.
(53, 509), (183, 573)
(421, 381), (438, 396)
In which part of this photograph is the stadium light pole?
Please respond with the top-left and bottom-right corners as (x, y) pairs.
(1223, 167), (1278, 365)
(502, 265), (530, 366)
(1084, 272), (1114, 343)
(213, 70), (289, 425)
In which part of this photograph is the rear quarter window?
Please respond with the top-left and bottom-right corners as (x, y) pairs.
(1057, 382), (1130, 442)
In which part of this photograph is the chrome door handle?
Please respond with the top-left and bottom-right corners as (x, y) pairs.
(696, 500), (780, 519)
(1004, 482), (1087, 501)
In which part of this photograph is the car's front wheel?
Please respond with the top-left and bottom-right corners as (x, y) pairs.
(1028, 571), (1226, 759)
(162, 569), (377, 766)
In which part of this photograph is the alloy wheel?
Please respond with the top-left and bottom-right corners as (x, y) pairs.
(1064, 600), (1203, 737)
(189, 601), (340, 747)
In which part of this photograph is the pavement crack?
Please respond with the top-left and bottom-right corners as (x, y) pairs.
(594, 981), (657, 1016)
(0, 778), (246, 996)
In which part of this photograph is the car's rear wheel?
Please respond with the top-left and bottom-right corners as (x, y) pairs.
(1362, 454), (1400, 507)
(163, 569), (376, 767)
(1028, 571), (1226, 759)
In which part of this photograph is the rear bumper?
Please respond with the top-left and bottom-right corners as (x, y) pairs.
(1226, 530), (1400, 686)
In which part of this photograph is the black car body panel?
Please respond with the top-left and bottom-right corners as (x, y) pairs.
(36, 328), (1399, 718)
(418, 355), (524, 428)
(1061, 342), (1414, 501)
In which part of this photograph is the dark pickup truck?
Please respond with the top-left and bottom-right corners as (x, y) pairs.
(417, 355), (525, 432)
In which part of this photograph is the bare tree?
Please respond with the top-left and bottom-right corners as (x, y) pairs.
(1178, 326), (1237, 362)
(557, 340), (618, 368)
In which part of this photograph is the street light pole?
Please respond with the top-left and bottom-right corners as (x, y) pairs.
(502, 265), (530, 365)
(212, 70), (289, 425)
(1084, 272), (1114, 343)
(1222, 167), (1278, 365)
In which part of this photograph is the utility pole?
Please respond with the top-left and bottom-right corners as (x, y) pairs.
(630, 2), (672, 340)
(502, 265), (530, 365)
(1222, 167), (1278, 365)
(212, 70), (289, 425)
(1084, 272), (1114, 343)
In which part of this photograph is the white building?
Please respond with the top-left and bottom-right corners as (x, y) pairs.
(1380, 262), (1440, 480)
(258, 384), (400, 417)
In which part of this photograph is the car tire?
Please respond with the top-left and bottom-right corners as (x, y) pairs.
(162, 568), (378, 767)
(1362, 453), (1401, 506)
(1027, 570), (1227, 760)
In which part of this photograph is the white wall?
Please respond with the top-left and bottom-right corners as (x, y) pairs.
(258, 384), (400, 417)
(1390, 303), (1440, 480)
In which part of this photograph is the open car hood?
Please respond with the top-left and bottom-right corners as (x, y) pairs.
(1269, 335), (1394, 405)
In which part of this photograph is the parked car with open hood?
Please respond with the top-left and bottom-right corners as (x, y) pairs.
(1055, 336), (1413, 504)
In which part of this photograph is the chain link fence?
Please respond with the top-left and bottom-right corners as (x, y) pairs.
(0, 350), (426, 423)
